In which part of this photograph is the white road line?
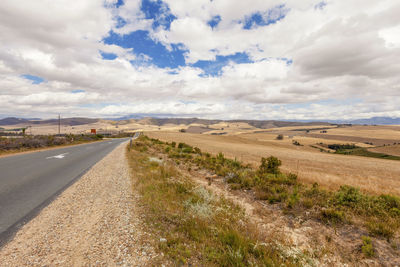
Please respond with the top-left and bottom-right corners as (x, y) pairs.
(46, 153), (69, 159)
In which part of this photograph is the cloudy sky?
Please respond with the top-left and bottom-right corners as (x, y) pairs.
(0, 0), (399, 120)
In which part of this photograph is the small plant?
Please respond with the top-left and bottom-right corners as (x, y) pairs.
(286, 193), (299, 209)
(194, 147), (202, 154)
(276, 134), (284, 140)
(366, 220), (394, 240)
(320, 208), (345, 225)
(259, 156), (282, 175)
(335, 186), (363, 207)
(361, 236), (374, 257)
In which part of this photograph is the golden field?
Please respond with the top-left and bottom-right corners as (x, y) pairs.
(147, 125), (400, 196)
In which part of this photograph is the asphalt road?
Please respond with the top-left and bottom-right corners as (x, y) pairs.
(0, 138), (129, 244)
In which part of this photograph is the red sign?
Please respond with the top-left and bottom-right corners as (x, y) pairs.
(91, 129), (96, 134)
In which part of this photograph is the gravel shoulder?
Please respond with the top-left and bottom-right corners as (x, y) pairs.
(0, 142), (153, 266)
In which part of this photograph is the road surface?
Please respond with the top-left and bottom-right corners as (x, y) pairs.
(0, 138), (128, 244)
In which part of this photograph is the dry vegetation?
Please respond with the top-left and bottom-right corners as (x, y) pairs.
(0, 134), (104, 156)
(127, 138), (301, 266)
(369, 144), (400, 157)
(127, 136), (400, 265)
(147, 131), (400, 196)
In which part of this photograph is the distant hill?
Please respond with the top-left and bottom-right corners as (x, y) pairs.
(230, 120), (326, 129)
(2, 115), (399, 128)
(0, 117), (98, 126)
(130, 117), (329, 129)
(348, 117), (400, 125)
(32, 117), (98, 126)
(0, 117), (31, 125)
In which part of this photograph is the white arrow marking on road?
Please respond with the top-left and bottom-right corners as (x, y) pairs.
(46, 153), (69, 159)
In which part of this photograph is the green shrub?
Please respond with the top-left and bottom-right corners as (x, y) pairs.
(182, 147), (193, 153)
(216, 152), (225, 164)
(335, 186), (362, 207)
(286, 192), (299, 209)
(328, 144), (357, 150)
(302, 198), (314, 209)
(259, 156), (282, 175)
(320, 208), (345, 225)
(379, 194), (400, 210)
(361, 236), (374, 257)
(366, 220), (394, 239)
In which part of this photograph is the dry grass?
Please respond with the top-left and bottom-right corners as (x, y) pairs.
(369, 144), (400, 157)
(315, 125), (400, 140)
(147, 131), (400, 196)
(126, 140), (300, 266)
(131, 136), (400, 265)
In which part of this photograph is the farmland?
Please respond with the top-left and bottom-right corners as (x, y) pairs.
(147, 124), (400, 196)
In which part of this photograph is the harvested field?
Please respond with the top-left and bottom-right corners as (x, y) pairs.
(301, 133), (399, 146)
(311, 125), (400, 140)
(369, 144), (400, 157)
(147, 131), (400, 196)
(185, 126), (212, 134)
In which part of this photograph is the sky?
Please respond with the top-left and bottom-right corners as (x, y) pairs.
(0, 0), (399, 120)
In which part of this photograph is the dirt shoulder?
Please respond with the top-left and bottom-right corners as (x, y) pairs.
(0, 142), (153, 266)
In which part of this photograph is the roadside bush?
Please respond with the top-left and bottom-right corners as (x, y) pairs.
(379, 194), (400, 210)
(320, 208), (345, 225)
(259, 156), (282, 175)
(276, 134), (284, 140)
(361, 236), (374, 257)
(286, 190), (299, 209)
(366, 220), (394, 239)
(335, 186), (363, 207)
(182, 147), (193, 153)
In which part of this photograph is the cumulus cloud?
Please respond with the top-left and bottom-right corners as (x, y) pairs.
(0, 0), (399, 120)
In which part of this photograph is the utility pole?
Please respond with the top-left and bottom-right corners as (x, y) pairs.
(58, 114), (61, 135)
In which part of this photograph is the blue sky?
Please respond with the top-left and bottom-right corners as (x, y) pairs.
(21, 74), (45, 84)
(1, 0), (399, 119)
(102, 0), (278, 75)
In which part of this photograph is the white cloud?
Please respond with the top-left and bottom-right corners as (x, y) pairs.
(0, 0), (399, 120)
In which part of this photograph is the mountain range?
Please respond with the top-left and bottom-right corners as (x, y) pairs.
(0, 116), (399, 127)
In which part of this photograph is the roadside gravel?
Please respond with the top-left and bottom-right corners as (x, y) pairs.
(0, 142), (153, 266)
